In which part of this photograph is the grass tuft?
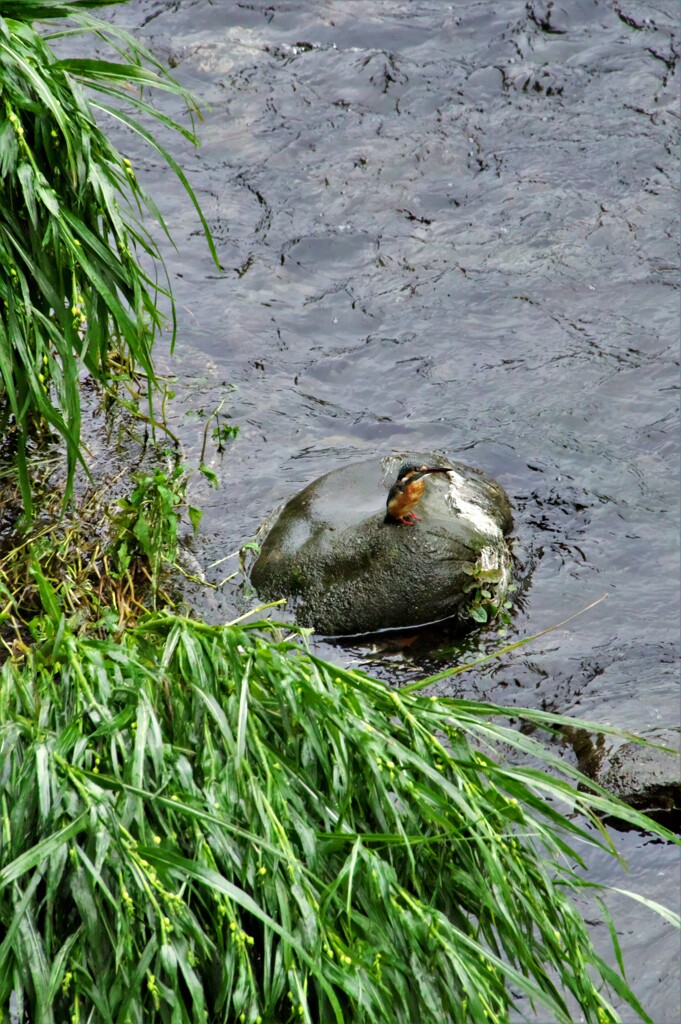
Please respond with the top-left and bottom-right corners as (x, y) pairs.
(0, 0), (218, 512)
(0, 591), (677, 1023)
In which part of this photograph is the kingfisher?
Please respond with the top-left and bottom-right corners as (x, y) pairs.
(384, 463), (451, 525)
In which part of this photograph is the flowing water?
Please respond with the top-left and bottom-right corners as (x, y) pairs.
(76, 1), (680, 1018)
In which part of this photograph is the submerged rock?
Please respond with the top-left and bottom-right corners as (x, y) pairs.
(251, 453), (513, 636)
(594, 729), (681, 825)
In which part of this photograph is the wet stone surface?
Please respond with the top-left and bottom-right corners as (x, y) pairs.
(595, 729), (681, 825)
(251, 454), (512, 635)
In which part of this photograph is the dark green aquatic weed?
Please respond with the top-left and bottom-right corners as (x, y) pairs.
(0, 603), (677, 1024)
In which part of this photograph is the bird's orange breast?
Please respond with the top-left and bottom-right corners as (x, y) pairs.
(393, 478), (425, 516)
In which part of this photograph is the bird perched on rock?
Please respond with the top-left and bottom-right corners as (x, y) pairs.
(385, 463), (451, 525)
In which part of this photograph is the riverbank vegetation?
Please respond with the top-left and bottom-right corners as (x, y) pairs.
(0, 3), (678, 1023)
(0, 0), (218, 514)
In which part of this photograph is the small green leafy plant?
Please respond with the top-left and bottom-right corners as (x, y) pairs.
(212, 420), (239, 452)
(461, 561), (515, 629)
(197, 397), (239, 484)
(109, 462), (202, 593)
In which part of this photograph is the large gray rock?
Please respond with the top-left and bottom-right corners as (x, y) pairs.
(251, 454), (513, 636)
(595, 729), (681, 819)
